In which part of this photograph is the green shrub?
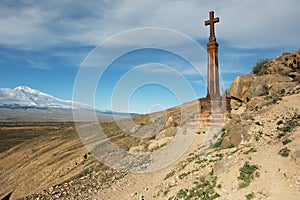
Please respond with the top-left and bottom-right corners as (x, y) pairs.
(213, 132), (226, 148)
(244, 147), (257, 155)
(164, 171), (175, 180)
(278, 147), (290, 157)
(282, 138), (292, 145)
(252, 59), (270, 75)
(178, 172), (190, 179)
(245, 192), (255, 200)
(238, 162), (259, 188)
(278, 113), (299, 138)
(175, 176), (220, 200)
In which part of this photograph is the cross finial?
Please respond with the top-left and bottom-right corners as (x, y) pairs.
(205, 11), (219, 42)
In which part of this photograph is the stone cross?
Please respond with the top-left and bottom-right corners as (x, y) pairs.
(205, 11), (220, 98)
(205, 11), (219, 42)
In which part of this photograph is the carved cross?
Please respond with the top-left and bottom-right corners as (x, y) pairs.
(205, 11), (219, 42)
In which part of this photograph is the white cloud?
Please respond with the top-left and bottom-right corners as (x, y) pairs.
(27, 60), (51, 70)
(0, 0), (299, 50)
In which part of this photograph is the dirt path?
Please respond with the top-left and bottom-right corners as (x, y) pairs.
(95, 130), (209, 200)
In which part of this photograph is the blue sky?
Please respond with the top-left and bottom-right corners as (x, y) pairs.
(1, 0), (300, 113)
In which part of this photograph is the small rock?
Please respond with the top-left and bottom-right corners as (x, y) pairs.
(170, 179), (177, 184)
(221, 189), (228, 194)
(295, 176), (300, 185)
(131, 192), (137, 197)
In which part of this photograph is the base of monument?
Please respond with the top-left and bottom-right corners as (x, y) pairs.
(185, 96), (231, 130)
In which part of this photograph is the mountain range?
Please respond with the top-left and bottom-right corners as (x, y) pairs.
(0, 86), (138, 122)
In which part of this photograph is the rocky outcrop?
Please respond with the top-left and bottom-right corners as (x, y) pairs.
(228, 50), (300, 110)
(261, 50), (300, 76)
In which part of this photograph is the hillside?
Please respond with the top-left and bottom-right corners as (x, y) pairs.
(0, 50), (300, 200)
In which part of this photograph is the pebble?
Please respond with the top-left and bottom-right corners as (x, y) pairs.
(295, 176), (300, 185)
(131, 192), (138, 196)
(170, 179), (177, 184)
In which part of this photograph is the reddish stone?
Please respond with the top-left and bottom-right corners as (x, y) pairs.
(205, 11), (220, 98)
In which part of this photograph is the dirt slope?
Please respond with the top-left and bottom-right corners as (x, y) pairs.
(94, 92), (300, 200)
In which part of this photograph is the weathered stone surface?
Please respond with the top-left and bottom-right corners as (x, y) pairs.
(155, 127), (178, 140)
(260, 50), (300, 76)
(164, 116), (174, 128)
(291, 150), (300, 165)
(148, 137), (173, 151)
(288, 72), (300, 81)
(228, 50), (300, 109)
(228, 74), (255, 102)
(129, 145), (146, 153)
(269, 81), (297, 94)
(228, 73), (297, 108)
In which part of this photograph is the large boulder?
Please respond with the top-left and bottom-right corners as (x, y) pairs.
(289, 72), (300, 81)
(155, 127), (178, 140)
(228, 73), (296, 110)
(228, 74), (255, 102)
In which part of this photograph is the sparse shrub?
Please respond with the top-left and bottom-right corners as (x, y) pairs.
(276, 120), (283, 125)
(215, 153), (224, 160)
(255, 135), (260, 141)
(245, 192), (255, 200)
(278, 113), (299, 138)
(213, 132), (226, 148)
(256, 130), (263, 141)
(252, 59), (270, 75)
(236, 118), (241, 124)
(227, 144), (235, 148)
(238, 162), (259, 188)
(179, 172), (190, 179)
(243, 115), (254, 121)
(163, 188), (170, 196)
(278, 131), (287, 139)
(265, 95), (283, 105)
(175, 176), (220, 200)
(278, 147), (290, 157)
(244, 147), (257, 155)
(282, 138), (292, 145)
(164, 171), (175, 180)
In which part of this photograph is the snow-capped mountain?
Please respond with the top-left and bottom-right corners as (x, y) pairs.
(0, 86), (93, 110)
(0, 86), (139, 122)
